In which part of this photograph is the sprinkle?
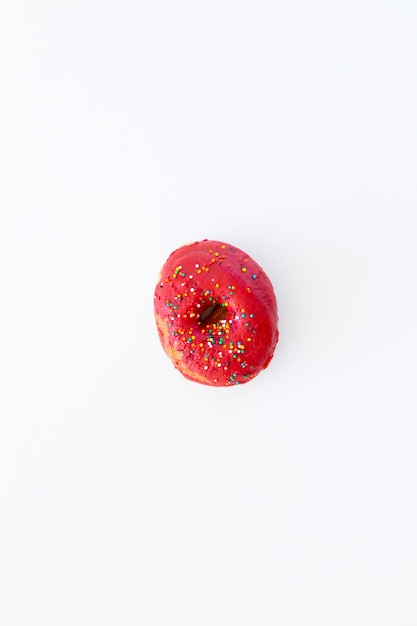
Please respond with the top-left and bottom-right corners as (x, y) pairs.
(252, 274), (257, 279)
(241, 267), (247, 272)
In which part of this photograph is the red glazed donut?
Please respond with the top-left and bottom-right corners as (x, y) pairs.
(154, 239), (279, 386)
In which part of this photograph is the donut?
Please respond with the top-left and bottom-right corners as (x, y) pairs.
(153, 239), (279, 386)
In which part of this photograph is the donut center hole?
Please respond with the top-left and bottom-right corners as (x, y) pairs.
(199, 302), (228, 326)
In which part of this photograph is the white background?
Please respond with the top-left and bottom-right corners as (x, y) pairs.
(1, 1), (416, 624)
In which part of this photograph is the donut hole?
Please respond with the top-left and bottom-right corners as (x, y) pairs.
(198, 302), (228, 326)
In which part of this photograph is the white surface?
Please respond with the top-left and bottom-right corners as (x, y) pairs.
(1, 1), (416, 624)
